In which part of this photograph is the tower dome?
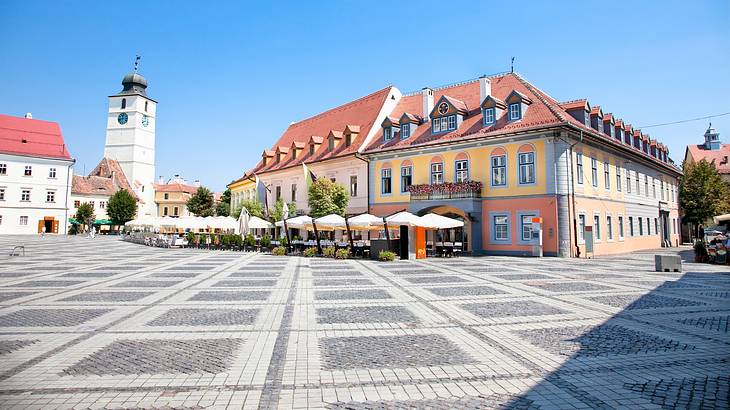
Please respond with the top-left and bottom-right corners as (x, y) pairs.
(118, 71), (148, 96)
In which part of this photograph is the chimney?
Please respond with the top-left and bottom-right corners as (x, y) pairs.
(422, 87), (434, 120)
(158, 175), (164, 184)
(24, 112), (32, 119)
(110, 171), (117, 188)
(479, 75), (491, 103)
(194, 180), (201, 187)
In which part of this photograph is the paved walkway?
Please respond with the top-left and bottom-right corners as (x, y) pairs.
(0, 236), (727, 409)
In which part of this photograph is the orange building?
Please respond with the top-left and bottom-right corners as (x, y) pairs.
(363, 73), (681, 257)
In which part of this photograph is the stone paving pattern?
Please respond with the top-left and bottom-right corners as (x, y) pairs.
(0, 236), (728, 409)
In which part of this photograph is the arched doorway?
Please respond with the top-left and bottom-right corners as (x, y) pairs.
(416, 205), (472, 253)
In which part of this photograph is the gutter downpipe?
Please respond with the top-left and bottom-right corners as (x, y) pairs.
(64, 159), (75, 235)
(354, 152), (370, 215)
(569, 132), (582, 258)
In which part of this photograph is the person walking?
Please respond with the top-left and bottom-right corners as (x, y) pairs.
(41, 225), (46, 238)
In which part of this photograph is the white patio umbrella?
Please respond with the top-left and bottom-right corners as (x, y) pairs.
(238, 207), (250, 235)
(248, 216), (274, 229)
(310, 214), (347, 230)
(420, 213), (464, 229)
(178, 216), (207, 231)
(126, 215), (157, 227)
(276, 215), (312, 229)
(347, 213), (385, 230)
(386, 211), (430, 227)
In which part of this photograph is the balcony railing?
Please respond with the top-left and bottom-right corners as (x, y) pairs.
(408, 181), (483, 201)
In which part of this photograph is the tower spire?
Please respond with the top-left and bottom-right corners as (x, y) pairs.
(133, 55), (141, 73)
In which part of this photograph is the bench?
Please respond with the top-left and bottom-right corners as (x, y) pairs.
(655, 254), (681, 272)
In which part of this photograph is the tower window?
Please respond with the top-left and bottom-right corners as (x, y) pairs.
(145, 101), (149, 112)
(121, 98), (126, 109)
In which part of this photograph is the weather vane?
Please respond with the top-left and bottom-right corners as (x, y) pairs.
(511, 57), (515, 73)
(134, 55), (141, 73)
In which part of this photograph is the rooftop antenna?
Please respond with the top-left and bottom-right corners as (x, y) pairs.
(510, 57), (515, 73)
(133, 55), (141, 73)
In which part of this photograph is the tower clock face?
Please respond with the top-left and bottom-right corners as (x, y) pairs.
(142, 115), (149, 127)
(437, 102), (449, 115)
(117, 112), (128, 125)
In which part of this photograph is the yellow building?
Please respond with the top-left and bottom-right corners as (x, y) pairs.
(228, 173), (257, 213)
(154, 180), (198, 217)
(363, 73), (681, 257)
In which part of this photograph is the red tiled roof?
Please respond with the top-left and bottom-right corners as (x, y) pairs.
(250, 86), (394, 174)
(363, 73), (678, 172)
(686, 144), (730, 174)
(365, 73), (569, 153)
(72, 157), (140, 200)
(154, 182), (198, 194)
(0, 114), (72, 160)
(560, 99), (589, 111)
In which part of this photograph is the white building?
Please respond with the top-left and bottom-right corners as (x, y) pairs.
(70, 157), (140, 230)
(0, 113), (75, 234)
(102, 69), (157, 216)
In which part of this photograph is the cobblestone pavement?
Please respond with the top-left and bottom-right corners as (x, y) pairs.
(0, 236), (728, 409)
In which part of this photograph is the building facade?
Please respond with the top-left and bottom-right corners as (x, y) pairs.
(102, 70), (157, 216)
(363, 73), (681, 256)
(154, 176), (199, 217)
(70, 157), (139, 228)
(684, 125), (729, 182)
(229, 86), (400, 216)
(0, 113), (75, 234)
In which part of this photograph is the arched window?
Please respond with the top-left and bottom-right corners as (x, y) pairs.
(381, 162), (392, 195)
(145, 101), (149, 112)
(121, 98), (126, 109)
(518, 144), (536, 184)
(454, 152), (469, 182)
(490, 147), (507, 186)
(400, 160), (413, 193)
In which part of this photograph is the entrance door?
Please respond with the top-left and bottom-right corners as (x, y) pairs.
(399, 225), (409, 260)
(661, 211), (670, 246)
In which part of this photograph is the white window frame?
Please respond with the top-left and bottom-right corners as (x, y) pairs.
(593, 214), (601, 241)
(616, 165), (622, 192)
(578, 214), (586, 243)
(518, 152), (535, 184)
(401, 124), (410, 139)
(618, 215), (625, 240)
(509, 103), (521, 120)
(606, 215), (613, 241)
(494, 215), (509, 241)
(384, 127), (392, 141)
(484, 108), (495, 124)
(21, 189), (31, 202)
(0, 163), (6, 175)
(521, 215), (534, 241)
(576, 153), (584, 184)
(381, 168), (392, 195)
(46, 190), (55, 203)
(49, 168), (57, 178)
(491, 155), (506, 186)
(24, 166), (32, 176)
(349, 176), (357, 197)
(447, 115), (456, 130)
(431, 162), (444, 184)
(19, 216), (28, 226)
(603, 162), (610, 190)
(591, 157), (598, 187)
(0, 187), (4, 201)
(455, 160), (469, 183)
(400, 166), (412, 193)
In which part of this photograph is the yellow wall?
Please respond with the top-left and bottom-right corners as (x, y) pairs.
(373, 138), (548, 203)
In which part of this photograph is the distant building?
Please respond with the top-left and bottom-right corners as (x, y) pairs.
(70, 157), (140, 229)
(0, 113), (75, 234)
(684, 125), (729, 182)
(154, 175), (199, 217)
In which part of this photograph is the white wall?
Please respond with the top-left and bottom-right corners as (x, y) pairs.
(0, 153), (74, 234)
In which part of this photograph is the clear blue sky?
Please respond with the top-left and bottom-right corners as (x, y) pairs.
(1, 1), (728, 191)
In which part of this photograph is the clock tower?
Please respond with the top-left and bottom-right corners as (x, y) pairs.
(103, 68), (157, 216)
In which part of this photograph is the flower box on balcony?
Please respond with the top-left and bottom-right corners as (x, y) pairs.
(408, 181), (483, 200)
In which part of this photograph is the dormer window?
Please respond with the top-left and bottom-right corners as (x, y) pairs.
(483, 108), (495, 125)
(585, 113), (590, 127)
(505, 91), (531, 122)
(292, 149), (297, 160)
(345, 134), (351, 147)
(309, 144), (315, 155)
(328, 138), (334, 151)
(401, 124), (410, 138)
(276, 153), (281, 163)
(509, 103), (521, 121)
(384, 127), (393, 141)
(432, 115), (456, 133)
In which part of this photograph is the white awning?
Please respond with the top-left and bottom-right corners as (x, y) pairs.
(248, 216), (274, 229)
(385, 211), (429, 227)
(346, 213), (384, 230)
(313, 214), (347, 230)
(714, 213), (730, 224)
(277, 215), (313, 228)
(420, 213), (464, 229)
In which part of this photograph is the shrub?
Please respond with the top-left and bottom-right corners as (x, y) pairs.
(261, 234), (271, 248)
(303, 247), (317, 257)
(185, 232), (195, 243)
(322, 246), (336, 257)
(272, 246), (287, 256)
(280, 236), (288, 247)
(335, 248), (350, 259)
(378, 250), (396, 262)
(244, 234), (256, 247)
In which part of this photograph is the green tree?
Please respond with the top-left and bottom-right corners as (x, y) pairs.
(307, 178), (349, 218)
(233, 199), (264, 219)
(271, 198), (296, 221)
(107, 189), (138, 227)
(75, 202), (95, 233)
(680, 159), (730, 237)
(217, 188), (232, 216)
(187, 187), (216, 217)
